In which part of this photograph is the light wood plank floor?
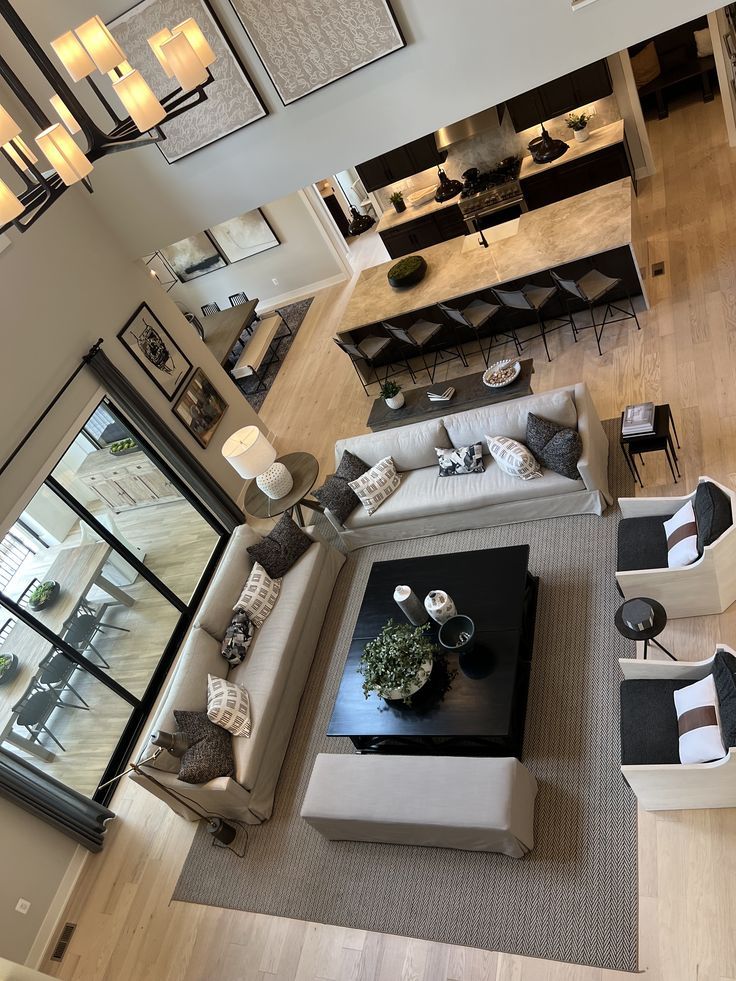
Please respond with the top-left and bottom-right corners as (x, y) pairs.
(46, 93), (736, 981)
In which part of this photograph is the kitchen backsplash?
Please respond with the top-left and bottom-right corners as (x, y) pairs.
(372, 94), (621, 210)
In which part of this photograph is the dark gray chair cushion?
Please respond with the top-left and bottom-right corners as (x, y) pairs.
(620, 679), (692, 765)
(525, 412), (582, 480)
(713, 648), (736, 748)
(617, 516), (669, 572)
(693, 481), (732, 554)
(174, 709), (234, 784)
(247, 513), (312, 579)
(313, 450), (369, 523)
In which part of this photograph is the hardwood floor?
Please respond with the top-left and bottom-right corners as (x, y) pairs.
(45, 93), (736, 980)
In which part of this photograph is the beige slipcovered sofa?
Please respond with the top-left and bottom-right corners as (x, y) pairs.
(131, 524), (345, 824)
(327, 382), (611, 550)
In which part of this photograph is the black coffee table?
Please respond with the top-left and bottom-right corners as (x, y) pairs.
(327, 546), (538, 758)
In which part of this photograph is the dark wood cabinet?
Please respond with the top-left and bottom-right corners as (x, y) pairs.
(520, 138), (635, 211)
(379, 204), (466, 259)
(505, 60), (613, 132)
(356, 134), (446, 192)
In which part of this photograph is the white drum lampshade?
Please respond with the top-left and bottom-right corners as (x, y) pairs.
(222, 426), (293, 500)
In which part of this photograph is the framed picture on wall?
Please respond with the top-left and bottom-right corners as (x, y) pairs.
(172, 367), (228, 447)
(161, 231), (227, 282)
(109, 0), (268, 163)
(118, 302), (192, 401)
(225, 0), (405, 105)
(207, 208), (280, 262)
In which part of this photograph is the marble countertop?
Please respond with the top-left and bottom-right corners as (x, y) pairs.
(519, 119), (625, 181)
(376, 191), (462, 232)
(339, 178), (638, 333)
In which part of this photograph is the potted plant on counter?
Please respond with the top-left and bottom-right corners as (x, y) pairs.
(359, 620), (437, 703)
(565, 109), (595, 143)
(389, 190), (406, 213)
(380, 380), (404, 410)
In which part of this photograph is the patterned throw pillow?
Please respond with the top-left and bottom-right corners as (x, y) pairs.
(674, 674), (726, 764)
(247, 513), (312, 579)
(207, 674), (251, 738)
(234, 563), (281, 628)
(220, 609), (255, 667)
(348, 456), (400, 515)
(664, 500), (699, 568)
(435, 443), (485, 476)
(525, 412), (582, 481)
(485, 436), (542, 481)
(313, 450), (369, 523)
(173, 709), (234, 784)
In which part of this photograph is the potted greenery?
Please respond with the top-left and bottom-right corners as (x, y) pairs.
(28, 580), (60, 612)
(387, 255), (428, 289)
(0, 653), (19, 686)
(359, 619), (437, 703)
(565, 109), (595, 143)
(380, 380), (404, 410)
(389, 190), (406, 213)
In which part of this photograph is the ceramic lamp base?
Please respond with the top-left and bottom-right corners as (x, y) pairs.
(256, 462), (293, 500)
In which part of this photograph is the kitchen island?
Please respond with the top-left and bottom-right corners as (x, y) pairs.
(337, 179), (646, 362)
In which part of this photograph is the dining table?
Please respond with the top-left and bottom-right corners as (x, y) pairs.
(202, 299), (260, 365)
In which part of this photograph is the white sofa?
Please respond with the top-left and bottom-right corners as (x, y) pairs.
(326, 383), (611, 550)
(131, 524), (345, 824)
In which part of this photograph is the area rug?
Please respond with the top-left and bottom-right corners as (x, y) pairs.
(235, 297), (314, 412)
(173, 420), (639, 972)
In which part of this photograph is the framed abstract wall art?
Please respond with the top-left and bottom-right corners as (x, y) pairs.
(207, 208), (280, 262)
(118, 302), (192, 400)
(160, 231), (227, 282)
(172, 367), (228, 447)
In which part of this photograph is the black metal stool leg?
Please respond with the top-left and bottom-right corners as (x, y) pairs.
(537, 311), (551, 362)
(669, 411), (681, 449)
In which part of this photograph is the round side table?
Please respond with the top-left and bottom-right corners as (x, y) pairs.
(243, 451), (319, 526)
(614, 596), (677, 660)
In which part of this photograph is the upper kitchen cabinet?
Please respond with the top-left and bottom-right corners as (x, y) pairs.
(356, 135), (447, 192)
(506, 60), (613, 132)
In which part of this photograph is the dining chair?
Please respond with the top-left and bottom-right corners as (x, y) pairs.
(12, 681), (88, 753)
(383, 317), (467, 384)
(184, 312), (204, 340)
(550, 268), (641, 356)
(36, 650), (89, 708)
(492, 284), (575, 363)
(228, 292), (249, 307)
(201, 302), (220, 317)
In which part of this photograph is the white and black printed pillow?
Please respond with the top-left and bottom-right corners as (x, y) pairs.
(674, 673), (726, 764)
(207, 674), (251, 738)
(485, 435), (542, 481)
(220, 609), (255, 667)
(348, 456), (400, 515)
(234, 563), (281, 628)
(435, 443), (485, 476)
(664, 500), (699, 568)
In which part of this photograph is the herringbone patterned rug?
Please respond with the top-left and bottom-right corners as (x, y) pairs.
(173, 420), (638, 972)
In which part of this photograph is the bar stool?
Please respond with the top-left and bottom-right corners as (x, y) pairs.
(437, 299), (520, 367)
(201, 302), (220, 317)
(383, 319), (467, 384)
(492, 284), (574, 363)
(333, 336), (415, 395)
(550, 268), (641, 357)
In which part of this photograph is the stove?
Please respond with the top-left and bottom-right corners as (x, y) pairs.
(457, 156), (526, 231)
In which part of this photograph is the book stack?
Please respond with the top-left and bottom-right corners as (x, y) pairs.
(427, 387), (454, 403)
(622, 402), (655, 437)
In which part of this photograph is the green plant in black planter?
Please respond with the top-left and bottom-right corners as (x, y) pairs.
(359, 619), (437, 703)
(389, 190), (406, 213)
(29, 580), (58, 611)
(387, 255), (428, 289)
(0, 653), (17, 686)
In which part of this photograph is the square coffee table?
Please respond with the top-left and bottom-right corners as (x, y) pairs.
(327, 546), (538, 758)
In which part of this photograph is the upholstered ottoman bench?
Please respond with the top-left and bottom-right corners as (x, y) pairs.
(300, 754), (538, 858)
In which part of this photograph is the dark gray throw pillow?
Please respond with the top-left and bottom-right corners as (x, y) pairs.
(526, 412), (582, 480)
(693, 480), (732, 555)
(313, 450), (369, 523)
(247, 512), (312, 578)
(220, 609), (255, 667)
(713, 648), (736, 748)
(173, 709), (234, 784)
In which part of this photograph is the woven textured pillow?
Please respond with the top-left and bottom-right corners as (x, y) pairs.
(713, 645), (736, 748)
(664, 500), (699, 568)
(526, 412), (582, 481)
(349, 456), (400, 515)
(313, 450), (369, 523)
(247, 513), (312, 579)
(485, 435), (542, 481)
(435, 443), (485, 476)
(220, 609), (255, 667)
(207, 674), (251, 738)
(693, 480), (732, 554)
(234, 563), (281, 628)
(631, 41), (661, 88)
(674, 674), (726, 764)
(173, 709), (234, 784)
(694, 27), (713, 58)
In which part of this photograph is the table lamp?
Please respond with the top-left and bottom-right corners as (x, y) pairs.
(221, 425), (293, 499)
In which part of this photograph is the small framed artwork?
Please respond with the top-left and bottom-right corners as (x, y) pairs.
(207, 208), (280, 263)
(226, 0), (405, 105)
(161, 231), (227, 282)
(172, 368), (228, 447)
(118, 303), (192, 401)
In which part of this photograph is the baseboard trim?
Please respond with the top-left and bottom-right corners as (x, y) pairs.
(257, 273), (348, 315)
(27, 846), (88, 969)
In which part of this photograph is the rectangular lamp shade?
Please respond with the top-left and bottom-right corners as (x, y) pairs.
(173, 18), (216, 68)
(112, 70), (166, 133)
(222, 427), (277, 479)
(147, 29), (174, 77)
(160, 32), (208, 92)
(4, 136), (38, 170)
(35, 124), (93, 186)
(50, 31), (96, 82)
(75, 15), (126, 75)
(0, 105), (21, 146)
(50, 95), (81, 135)
(0, 178), (23, 224)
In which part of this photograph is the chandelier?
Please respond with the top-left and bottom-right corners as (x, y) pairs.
(0, 1), (216, 234)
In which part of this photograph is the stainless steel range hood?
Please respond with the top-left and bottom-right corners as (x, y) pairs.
(434, 106), (501, 150)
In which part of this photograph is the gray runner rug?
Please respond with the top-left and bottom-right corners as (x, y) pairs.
(173, 420), (638, 972)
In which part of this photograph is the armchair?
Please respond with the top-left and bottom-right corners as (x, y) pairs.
(615, 476), (736, 618)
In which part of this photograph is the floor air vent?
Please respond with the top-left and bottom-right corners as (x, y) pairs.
(652, 261), (665, 277)
(50, 921), (77, 962)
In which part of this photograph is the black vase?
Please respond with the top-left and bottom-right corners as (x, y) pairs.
(393, 199), (406, 213)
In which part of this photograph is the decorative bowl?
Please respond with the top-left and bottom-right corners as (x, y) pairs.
(482, 359), (521, 389)
(379, 659), (433, 701)
(387, 255), (428, 289)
